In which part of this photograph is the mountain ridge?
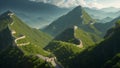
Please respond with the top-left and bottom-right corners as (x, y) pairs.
(0, 10), (54, 68)
(42, 6), (101, 37)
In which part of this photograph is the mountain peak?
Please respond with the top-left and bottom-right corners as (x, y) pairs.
(74, 5), (82, 10)
(0, 10), (15, 31)
(6, 10), (13, 13)
(0, 10), (14, 18)
(68, 6), (83, 16)
(5, 10), (14, 16)
(43, 5), (97, 36)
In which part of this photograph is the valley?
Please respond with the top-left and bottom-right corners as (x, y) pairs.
(0, 0), (120, 68)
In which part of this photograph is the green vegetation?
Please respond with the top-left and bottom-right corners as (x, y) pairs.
(0, 46), (53, 68)
(115, 19), (120, 27)
(75, 28), (101, 47)
(45, 41), (83, 67)
(0, 12), (12, 31)
(62, 20), (120, 68)
(54, 27), (102, 47)
(0, 6), (120, 68)
(6, 15), (52, 56)
(82, 9), (94, 24)
(0, 11), (53, 68)
(19, 44), (50, 56)
(43, 6), (101, 37)
(45, 20), (120, 68)
(9, 15), (52, 48)
(0, 13), (14, 50)
(104, 53), (120, 68)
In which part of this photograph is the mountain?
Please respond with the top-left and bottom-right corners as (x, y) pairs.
(84, 7), (106, 19)
(44, 26), (102, 68)
(0, 46), (53, 68)
(54, 27), (82, 45)
(53, 26), (101, 47)
(104, 53), (120, 68)
(99, 17), (113, 23)
(94, 17), (113, 23)
(45, 40), (82, 67)
(69, 20), (120, 68)
(84, 7), (120, 20)
(101, 7), (120, 13)
(44, 26), (102, 67)
(0, 11), (53, 68)
(45, 19), (120, 68)
(0, 0), (70, 28)
(94, 16), (120, 35)
(42, 6), (101, 37)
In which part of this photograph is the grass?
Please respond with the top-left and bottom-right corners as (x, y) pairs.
(7, 15), (52, 56)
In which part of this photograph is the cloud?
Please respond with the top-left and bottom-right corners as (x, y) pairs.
(30, 0), (88, 8)
(87, 2), (104, 9)
(29, 0), (120, 9)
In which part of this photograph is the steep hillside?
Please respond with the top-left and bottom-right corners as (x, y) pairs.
(103, 53), (120, 68)
(0, 11), (54, 68)
(0, 46), (53, 68)
(42, 6), (101, 37)
(0, 10), (15, 51)
(8, 12), (52, 48)
(54, 26), (101, 47)
(44, 26), (102, 67)
(64, 20), (120, 68)
(45, 19), (120, 68)
(45, 41), (83, 67)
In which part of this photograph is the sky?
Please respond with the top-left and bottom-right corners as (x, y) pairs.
(30, 0), (120, 9)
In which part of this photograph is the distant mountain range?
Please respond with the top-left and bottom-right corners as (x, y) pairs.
(0, 0), (70, 28)
(101, 7), (120, 12)
(84, 7), (120, 21)
(0, 0), (120, 28)
(1, 0), (120, 28)
(94, 16), (120, 35)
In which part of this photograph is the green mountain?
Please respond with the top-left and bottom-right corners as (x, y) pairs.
(53, 26), (101, 47)
(104, 53), (120, 68)
(64, 20), (120, 68)
(0, 10), (53, 68)
(44, 26), (102, 67)
(0, 46), (52, 68)
(42, 6), (101, 37)
(45, 19), (120, 68)
(45, 41), (83, 68)
(54, 27), (81, 45)
(94, 16), (120, 36)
